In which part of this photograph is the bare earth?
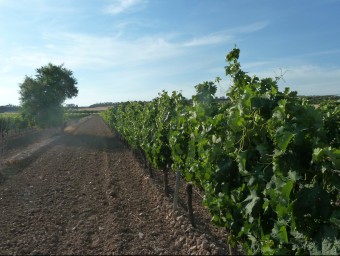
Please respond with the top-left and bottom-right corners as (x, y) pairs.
(0, 115), (230, 255)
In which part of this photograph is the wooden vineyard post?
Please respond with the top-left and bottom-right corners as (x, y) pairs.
(148, 162), (154, 178)
(229, 244), (233, 256)
(186, 182), (195, 227)
(141, 149), (147, 169)
(173, 170), (180, 210)
(163, 168), (169, 196)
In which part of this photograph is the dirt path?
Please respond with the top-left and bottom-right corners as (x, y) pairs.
(0, 115), (229, 255)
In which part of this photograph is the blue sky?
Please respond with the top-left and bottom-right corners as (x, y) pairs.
(0, 0), (340, 106)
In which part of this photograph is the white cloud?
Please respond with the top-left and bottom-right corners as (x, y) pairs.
(104, 0), (147, 15)
(231, 21), (268, 34)
(0, 33), (179, 72)
(243, 63), (340, 96)
(52, 33), (181, 69)
(283, 65), (340, 95)
(0, 32), (188, 105)
(242, 61), (275, 70)
(182, 34), (233, 47)
(294, 49), (340, 59)
(181, 22), (267, 48)
(0, 18), (268, 74)
(2, 30), (234, 73)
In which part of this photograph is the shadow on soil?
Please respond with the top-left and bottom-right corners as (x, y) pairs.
(0, 136), (60, 185)
(57, 133), (126, 154)
(0, 129), (126, 185)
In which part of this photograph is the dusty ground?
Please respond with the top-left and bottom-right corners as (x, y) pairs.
(0, 115), (230, 255)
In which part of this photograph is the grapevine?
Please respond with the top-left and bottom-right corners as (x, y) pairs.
(101, 48), (340, 255)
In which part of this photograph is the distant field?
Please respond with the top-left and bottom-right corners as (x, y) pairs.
(77, 106), (111, 111)
(0, 112), (20, 117)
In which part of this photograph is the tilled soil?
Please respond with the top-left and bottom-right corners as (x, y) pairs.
(0, 115), (230, 255)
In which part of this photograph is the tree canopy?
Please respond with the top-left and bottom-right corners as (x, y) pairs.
(19, 63), (78, 127)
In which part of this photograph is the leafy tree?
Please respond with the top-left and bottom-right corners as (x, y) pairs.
(19, 63), (78, 127)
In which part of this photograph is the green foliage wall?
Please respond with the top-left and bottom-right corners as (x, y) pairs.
(102, 48), (340, 255)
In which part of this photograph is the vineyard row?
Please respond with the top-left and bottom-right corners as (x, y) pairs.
(101, 48), (339, 255)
